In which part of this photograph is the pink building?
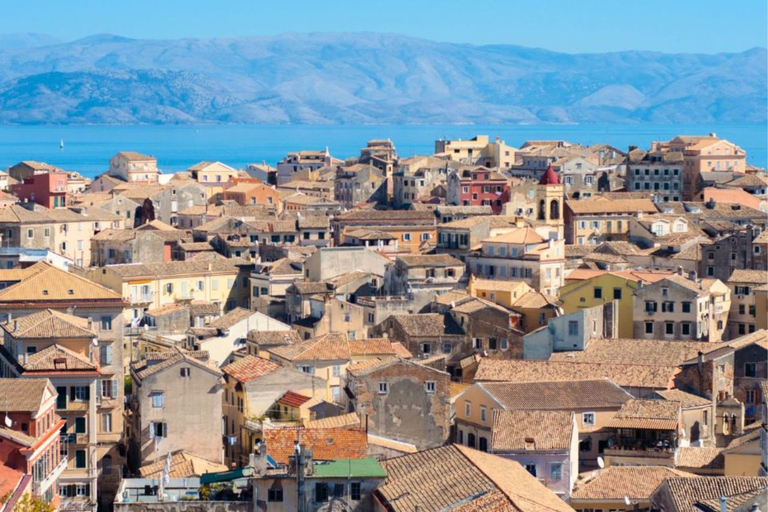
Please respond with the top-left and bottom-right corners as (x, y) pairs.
(11, 172), (68, 208)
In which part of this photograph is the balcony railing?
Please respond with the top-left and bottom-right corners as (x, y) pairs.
(128, 293), (154, 304)
(33, 455), (68, 495)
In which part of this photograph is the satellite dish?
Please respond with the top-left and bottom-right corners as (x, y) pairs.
(680, 428), (686, 438)
(4, 415), (11, 428)
(92, 338), (99, 346)
(624, 497), (632, 507)
(597, 457), (605, 469)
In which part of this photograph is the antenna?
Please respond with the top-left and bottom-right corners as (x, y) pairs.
(597, 456), (605, 469)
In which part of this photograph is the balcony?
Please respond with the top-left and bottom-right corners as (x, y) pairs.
(128, 292), (154, 304)
(33, 455), (68, 495)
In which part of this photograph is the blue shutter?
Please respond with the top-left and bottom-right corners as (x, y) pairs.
(112, 379), (118, 399)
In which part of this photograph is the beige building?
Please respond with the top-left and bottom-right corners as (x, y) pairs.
(666, 134), (747, 200)
(633, 274), (731, 341)
(128, 349), (223, 469)
(565, 196), (659, 245)
(434, 135), (517, 169)
(107, 152), (159, 183)
(726, 269), (766, 339)
(468, 227), (565, 295)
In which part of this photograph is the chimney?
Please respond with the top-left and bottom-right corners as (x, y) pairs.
(697, 351), (704, 371)
(719, 496), (727, 512)
(688, 270), (697, 281)
(13, 320), (18, 332)
(677, 266), (683, 276)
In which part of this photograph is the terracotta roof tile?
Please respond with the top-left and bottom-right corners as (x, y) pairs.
(0, 263), (122, 303)
(481, 380), (631, 410)
(1, 309), (95, 339)
(264, 427), (367, 464)
(277, 390), (312, 408)
(661, 477), (768, 512)
(605, 399), (680, 430)
(22, 344), (98, 372)
(572, 466), (697, 501)
(222, 355), (282, 383)
(0, 378), (51, 412)
(490, 410), (574, 451)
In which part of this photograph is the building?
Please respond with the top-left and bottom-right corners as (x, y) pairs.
(727, 270), (767, 339)
(187, 161), (239, 185)
(487, 410), (579, 500)
(633, 274), (731, 341)
(627, 149), (685, 202)
(11, 172), (68, 209)
(276, 149), (341, 186)
(564, 197), (658, 245)
(446, 167), (510, 214)
(344, 357), (450, 449)
(372, 313), (466, 366)
(468, 226), (566, 295)
(0, 263), (126, 510)
(435, 135), (517, 169)
(107, 152), (159, 183)
(220, 355), (327, 466)
(523, 302), (617, 360)
(80, 258), (252, 323)
(650, 476), (768, 512)
(666, 134), (748, 200)
(559, 269), (673, 339)
(385, 254), (465, 297)
(374, 444), (575, 512)
(571, 466), (697, 512)
(222, 181), (281, 209)
(454, 380), (631, 469)
(0, 379), (66, 509)
(128, 349), (223, 470)
(334, 164), (387, 208)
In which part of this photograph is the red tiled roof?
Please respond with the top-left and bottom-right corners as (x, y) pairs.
(277, 390), (312, 408)
(264, 427), (367, 464)
(222, 355), (282, 383)
(539, 164), (561, 186)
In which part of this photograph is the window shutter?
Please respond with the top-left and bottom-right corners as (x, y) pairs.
(112, 379), (118, 399)
(106, 345), (113, 365)
(70, 386), (76, 401)
(84, 386), (90, 400)
(149, 422), (155, 437)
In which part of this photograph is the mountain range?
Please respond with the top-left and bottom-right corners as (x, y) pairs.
(0, 33), (764, 125)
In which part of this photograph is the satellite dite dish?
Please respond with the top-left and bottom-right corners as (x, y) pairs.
(624, 497), (632, 507)
(597, 456), (605, 469)
(4, 415), (11, 428)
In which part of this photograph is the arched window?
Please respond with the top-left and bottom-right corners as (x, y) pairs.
(479, 437), (488, 452)
(722, 413), (730, 435)
(467, 433), (476, 448)
(550, 200), (560, 220)
(538, 200), (546, 220)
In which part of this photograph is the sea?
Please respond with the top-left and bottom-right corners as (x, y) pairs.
(0, 124), (765, 178)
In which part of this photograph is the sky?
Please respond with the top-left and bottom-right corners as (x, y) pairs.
(1, 0), (766, 53)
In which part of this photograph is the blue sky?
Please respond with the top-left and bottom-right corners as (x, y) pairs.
(2, 0), (766, 53)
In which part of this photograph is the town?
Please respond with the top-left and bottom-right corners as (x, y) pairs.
(0, 133), (765, 512)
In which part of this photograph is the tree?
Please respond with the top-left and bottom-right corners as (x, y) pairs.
(12, 494), (55, 512)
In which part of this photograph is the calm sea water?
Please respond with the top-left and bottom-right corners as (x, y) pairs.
(0, 124), (764, 178)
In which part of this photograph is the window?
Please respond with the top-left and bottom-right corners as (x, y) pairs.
(99, 345), (112, 365)
(350, 482), (361, 501)
(682, 302), (691, 313)
(56, 387), (67, 409)
(500, 338), (508, 350)
(464, 401), (471, 417)
(665, 322), (674, 335)
(298, 366), (314, 374)
(378, 382), (388, 394)
(524, 464), (537, 477)
(150, 422), (167, 438)
(180, 367), (190, 377)
(425, 381), (436, 393)
(27, 229), (33, 239)
(682, 323), (691, 336)
(151, 392), (165, 408)
(645, 301), (658, 313)
(73, 386), (89, 401)
(420, 233), (429, 241)
(745, 362), (757, 377)
(568, 321), (578, 336)
(75, 450), (86, 469)
(101, 413), (112, 433)
(75, 417), (87, 434)
(101, 379), (118, 399)
(480, 406), (487, 423)
(550, 463), (563, 481)
(662, 301), (675, 313)
(402, 233), (411, 242)
(613, 288), (622, 300)
(443, 342), (451, 354)
(661, 287), (669, 298)
(268, 484), (283, 502)
(582, 412), (595, 426)
(593, 287), (602, 299)
(315, 483), (329, 503)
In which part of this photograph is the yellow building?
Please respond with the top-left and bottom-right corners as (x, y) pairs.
(756, 284), (768, 331)
(559, 269), (672, 338)
(80, 258), (252, 323)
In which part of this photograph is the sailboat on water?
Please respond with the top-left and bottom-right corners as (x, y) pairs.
(59, 139), (64, 150)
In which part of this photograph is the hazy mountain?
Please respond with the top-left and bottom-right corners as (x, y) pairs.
(0, 33), (764, 125)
